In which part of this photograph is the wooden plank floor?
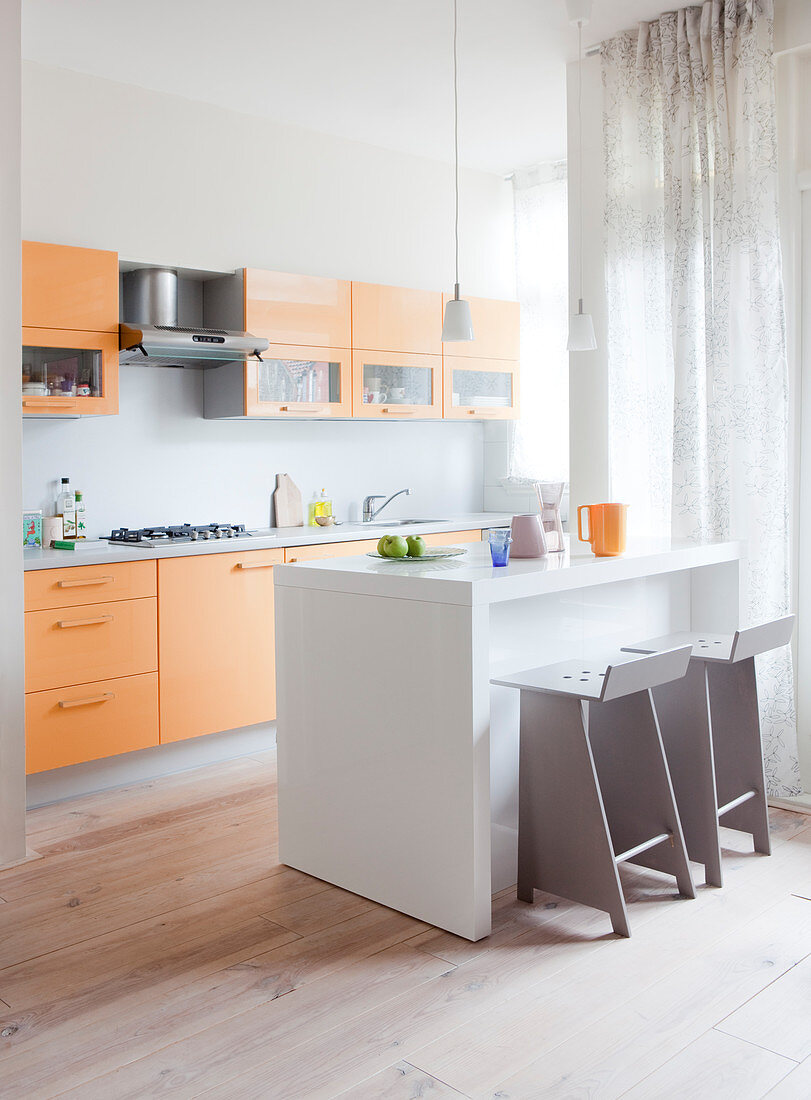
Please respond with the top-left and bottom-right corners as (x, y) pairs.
(0, 750), (809, 1098)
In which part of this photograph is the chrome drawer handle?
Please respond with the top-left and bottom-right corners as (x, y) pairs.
(236, 561), (276, 570)
(56, 614), (114, 628)
(57, 575), (114, 588)
(58, 692), (115, 709)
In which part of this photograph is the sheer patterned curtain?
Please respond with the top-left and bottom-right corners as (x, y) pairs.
(603, 0), (799, 796)
(509, 164), (569, 482)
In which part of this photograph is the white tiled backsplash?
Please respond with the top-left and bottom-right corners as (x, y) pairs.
(482, 421), (570, 524)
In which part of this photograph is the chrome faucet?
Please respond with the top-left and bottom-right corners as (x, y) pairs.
(362, 488), (413, 523)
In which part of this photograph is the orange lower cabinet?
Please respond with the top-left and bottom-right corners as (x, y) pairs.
(158, 549), (284, 744)
(25, 672), (159, 774)
(420, 530), (483, 546)
(24, 597), (158, 693)
(284, 540), (379, 563)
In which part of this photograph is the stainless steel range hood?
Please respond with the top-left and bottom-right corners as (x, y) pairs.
(119, 268), (268, 369)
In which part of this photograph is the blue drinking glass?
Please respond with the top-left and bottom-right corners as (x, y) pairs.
(488, 529), (512, 567)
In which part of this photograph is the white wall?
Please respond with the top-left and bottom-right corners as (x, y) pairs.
(0, 0), (26, 868)
(21, 63), (514, 530)
(567, 54), (609, 525)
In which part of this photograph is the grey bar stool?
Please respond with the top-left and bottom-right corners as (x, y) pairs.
(492, 646), (696, 938)
(622, 615), (794, 887)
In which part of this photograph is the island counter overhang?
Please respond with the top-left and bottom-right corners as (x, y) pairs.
(274, 538), (743, 940)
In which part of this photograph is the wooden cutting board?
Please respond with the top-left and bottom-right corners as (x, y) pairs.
(273, 474), (303, 527)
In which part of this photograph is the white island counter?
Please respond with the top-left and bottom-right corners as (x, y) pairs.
(274, 537), (742, 940)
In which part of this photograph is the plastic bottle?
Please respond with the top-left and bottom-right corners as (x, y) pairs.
(318, 488), (333, 520)
(56, 477), (77, 539)
(74, 490), (87, 539)
(307, 490), (321, 527)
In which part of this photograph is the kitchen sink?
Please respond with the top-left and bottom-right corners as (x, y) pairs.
(369, 519), (445, 526)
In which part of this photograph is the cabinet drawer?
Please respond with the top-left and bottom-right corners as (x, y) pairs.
(284, 540), (380, 563)
(25, 672), (159, 774)
(420, 530), (483, 546)
(25, 597), (157, 693)
(25, 560), (157, 612)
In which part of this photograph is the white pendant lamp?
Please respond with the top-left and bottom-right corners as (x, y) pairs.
(567, 0), (597, 352)
(442, 0), (474, 343)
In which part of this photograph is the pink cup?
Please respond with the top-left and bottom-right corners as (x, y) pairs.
(510, 514), (548, 558)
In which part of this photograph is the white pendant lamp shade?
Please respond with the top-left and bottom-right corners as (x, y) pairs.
(442, 0), (474, 343)
(567, 300), (597, 351)
(442, 286), (474, 342)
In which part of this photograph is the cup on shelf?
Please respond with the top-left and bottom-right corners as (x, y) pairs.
(488, 529), (512, 567)
(390, 387), (406, 403)
(577, 502), (628, 557)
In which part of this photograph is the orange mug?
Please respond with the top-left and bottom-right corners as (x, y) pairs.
(577, 503), (628, 557)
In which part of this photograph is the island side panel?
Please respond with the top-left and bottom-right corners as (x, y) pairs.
(275, 584), (493, 941)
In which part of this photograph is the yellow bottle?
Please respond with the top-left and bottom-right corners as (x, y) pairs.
(308, 488), (333, 526)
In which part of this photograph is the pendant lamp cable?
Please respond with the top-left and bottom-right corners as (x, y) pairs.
(577, 16), (584, 307)
(453, 0), (460, 296)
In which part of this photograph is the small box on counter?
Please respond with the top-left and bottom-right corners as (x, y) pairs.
(23, 510), (43, 548)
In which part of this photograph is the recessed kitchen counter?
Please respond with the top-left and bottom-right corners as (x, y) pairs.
(21, 513), (511, 571)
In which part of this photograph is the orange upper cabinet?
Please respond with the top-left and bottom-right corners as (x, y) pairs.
(352, 282), (443, 355)
(244, 269), (351, 349)
(22, 241), (119, 417)
(441, 295), (520, 360)
(22, 327), (119, 417)
(443, 355), (520, 420)
(23, 241), (118, 333)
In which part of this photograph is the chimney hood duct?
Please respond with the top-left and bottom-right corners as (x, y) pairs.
(119, 268), (268, 369)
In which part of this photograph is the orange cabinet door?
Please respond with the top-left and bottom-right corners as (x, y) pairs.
(443, 356), (520, 420)
(24, 560), (157, 612)
(23, 241), (118, 333)
(158, 549), (284, 743)
(244, 269), (351, 349)
(25, 672), (159, 774)
(352, 282), (443, 355)
(22, 327), (119, 417)
(441, 295), (520, 360)
(351, 350), (442, 419)
(284, 540), (380, 563)
(25, 597), (158, 693)
(245, 345), (352, 417)
(419, 530), (483, 546)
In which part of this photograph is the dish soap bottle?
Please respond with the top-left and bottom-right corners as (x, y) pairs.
(307, 488), (333, 526)
(56, 477), (77, 539)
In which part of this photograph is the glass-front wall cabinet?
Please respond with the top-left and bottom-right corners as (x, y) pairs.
(248, 349), (350, 416)
(21, 328), (119, 416)
(352, 351), (442, 418)
(443, 356), (519, 420)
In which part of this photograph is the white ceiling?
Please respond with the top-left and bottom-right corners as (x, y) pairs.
(23, 0), (668, 176)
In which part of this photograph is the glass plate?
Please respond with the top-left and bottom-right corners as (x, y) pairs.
(366, 547), (468, 561)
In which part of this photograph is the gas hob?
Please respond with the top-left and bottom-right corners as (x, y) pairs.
(105, 523), (251, 548)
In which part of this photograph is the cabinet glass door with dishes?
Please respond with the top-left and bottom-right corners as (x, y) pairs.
(441, 295), (520, 420)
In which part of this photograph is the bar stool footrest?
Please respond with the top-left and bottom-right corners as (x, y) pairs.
(614, 832), (672, 865)
(717, 789), (757, 818)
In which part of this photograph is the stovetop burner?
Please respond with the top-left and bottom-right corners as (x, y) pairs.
(106, 523), (251, 547)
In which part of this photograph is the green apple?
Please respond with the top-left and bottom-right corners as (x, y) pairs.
(406, 535), (426, 557)
(380, 534), (408, 558)
(377, 536), (388, 556)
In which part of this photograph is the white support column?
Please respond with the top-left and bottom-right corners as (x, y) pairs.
(0, 0), (25, 869)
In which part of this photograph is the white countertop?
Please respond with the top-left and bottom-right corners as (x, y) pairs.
(273, 537), (744, 606)
(22, 513), (512, 571)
